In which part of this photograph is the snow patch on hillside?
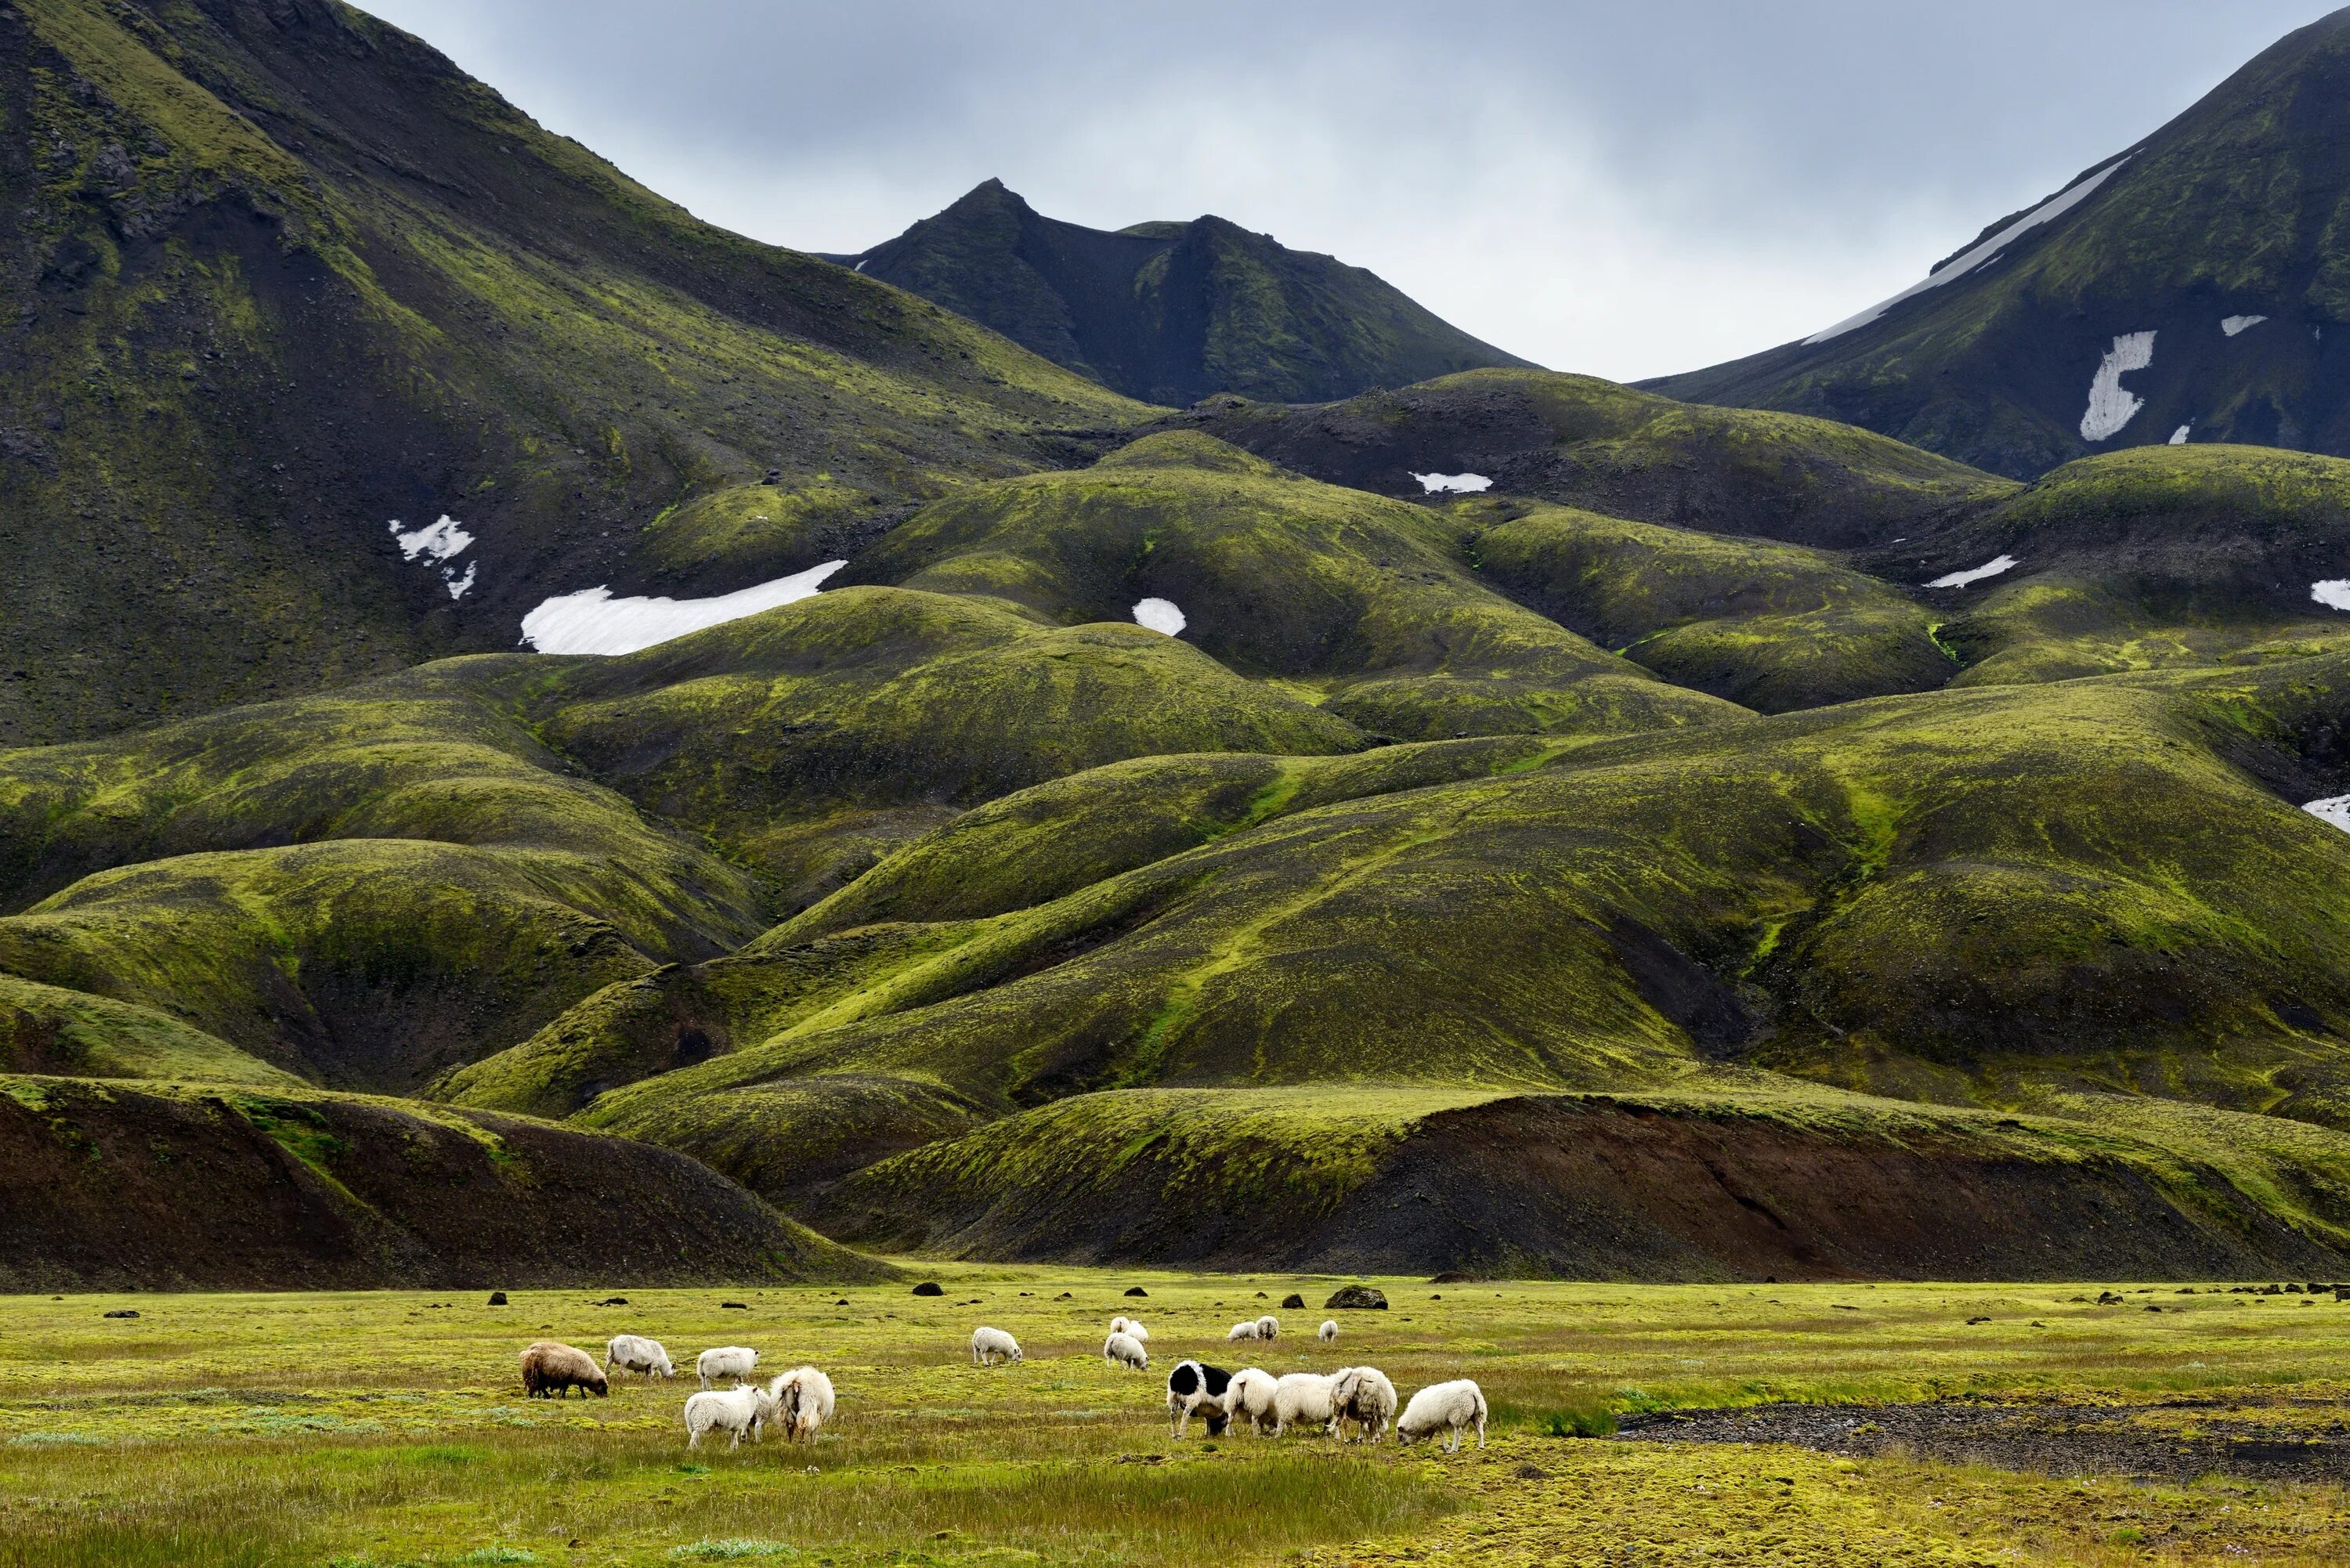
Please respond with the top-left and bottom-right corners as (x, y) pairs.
(2305, 795), (2350, 833)
(2313, 580), (2350, 613)
(2222, 314), (2269, 338)
(521, 559), (846, 655)
(1415, 472), (1492, 494)
(2080, 332), (2157, 442)
(1133, 598), (1187, 636)
(391, 515), (472, 563)
(2170, 425), (2192, 445)
(1927, 555), (2019, 590)
(1804, 160), (2129, 345)
(445, 562), (476, 601)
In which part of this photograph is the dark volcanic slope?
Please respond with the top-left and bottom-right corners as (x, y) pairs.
(0, 0), (1138, 745)
(830, 179), (1534, 406)
(1649, 9), (2350, 479)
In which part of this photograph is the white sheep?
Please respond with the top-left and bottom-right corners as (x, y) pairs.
(1328, 1365), (1397, 1443)
(1396, 1378), (1488, 1452)
(1225, 1319), (1261, 1342)
(1318, 1320), (1339, 1344)
(1255, 1314), (1279, 1341)
(1109, 1314), (1151, 1343)
(1269, 1371), (1336, 1437)
(683, 1383), (775, 1449)
(971, 1326), (1022, 1366)
(1103, 1331), (1148, 1371)
(765, 1366), (835, 1442)
(696, 1346), (758, 1389)
(1225, 1367), (1278, 1435)
(604, 1334), (674, 1380)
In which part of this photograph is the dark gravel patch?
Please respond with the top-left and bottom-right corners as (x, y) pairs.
(1619, 1399), (2350, 1486)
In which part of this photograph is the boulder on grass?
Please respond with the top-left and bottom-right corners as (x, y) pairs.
(1325, 1284), (1388, 1310)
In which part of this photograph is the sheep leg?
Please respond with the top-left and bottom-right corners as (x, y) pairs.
(1475, 1416), (1487, 1450)
(687, 1429), (702, 1448)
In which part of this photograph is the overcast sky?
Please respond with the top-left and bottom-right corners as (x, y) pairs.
(365, 1), (2339, 383)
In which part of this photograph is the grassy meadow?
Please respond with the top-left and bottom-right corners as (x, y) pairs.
(2, 1269), (2349, 1565)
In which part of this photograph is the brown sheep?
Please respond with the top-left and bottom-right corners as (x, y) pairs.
(520, 1339), (609, 1399)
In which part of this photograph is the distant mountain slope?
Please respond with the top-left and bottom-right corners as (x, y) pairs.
(1648, 8), (2350, 479)
(826, 179), (1535, 405)
(0, 0), (1141, 745)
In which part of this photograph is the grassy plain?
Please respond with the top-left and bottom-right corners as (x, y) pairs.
(3, 1269), (2349, 1566)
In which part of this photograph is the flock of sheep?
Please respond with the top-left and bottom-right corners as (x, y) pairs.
(513, 1308), (1486, 1456)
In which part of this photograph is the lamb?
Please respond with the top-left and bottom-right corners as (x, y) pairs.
(765, 1366), (835, 1442)
(1328, 1365), (1398, 1443)
(971, 1326), (1023, 1366)
(1103, 1330), (1149, 1371)
(519, 1340), (609, 1400)
(604, 1334), (674, 1381)
(1255, 1314), (1279, 1341)
(1225, 1319), (1262, 1342)
(1269, 1371), (1336, 1436)
(1396, 1378), (1488, 1452)
(1318, 1320), (1339, 1344)
(1109, 1314), (1150, 1343)
(1224, 1367), (1278, 1435)
(696, 1346), (759, 1389)
(1165, 1359), (1233, 1438)
(683, 1383), (775, 1450)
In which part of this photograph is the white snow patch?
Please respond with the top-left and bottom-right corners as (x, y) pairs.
(521, 559), (846, 656)
(444, 562), (476, 601)
(2313, 580), (2350, 612)
(389, 515), (472, 564)
(2079, 331), (2157, 442)
(1414, 472), (1492, 495)
(2222, 314), (2269, 338)
(854, 258), (868, 273)
(1927, 555), (2020, 590)
(1132, 598), (1187, 636)
(1804, 160), (2130, 345)
(2169, 424), (2193, 445)
(2307, 795), (2350, 833)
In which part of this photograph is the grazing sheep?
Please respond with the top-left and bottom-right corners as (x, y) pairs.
(1109, 1314), (1151, 1343)
(604, 1334), (675, 1381)
(519, 1340), (609, 1400)
(1329, 1365), (1398, 1443)
(1166, 1359), (1233, 1438)
(1396, 1379), (1488, 1452)
(684, 1383), (775, 1450)
(971, 1326), (1023, 1366)
(1256, 1314), (1279, 1341)
(1269, 1371), (1336, 1436)
(765, 1366), (835, 1442)
(1103, 1331), (1149, 1371)
(696, 1346), (759, 1389)
(1225, 1367), (1278, 1435)
(1318, 1320), (1339, 1344)
(1225, 1319), (1261, 1342)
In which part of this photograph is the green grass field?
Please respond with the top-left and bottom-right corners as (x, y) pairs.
(4, 1269), (2348, 1566)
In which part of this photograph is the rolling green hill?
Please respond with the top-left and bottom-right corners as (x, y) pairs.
(1650, 9), (2350, 479)
(828, 179), (1533, 405)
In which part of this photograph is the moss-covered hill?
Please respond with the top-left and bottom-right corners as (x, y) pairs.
(1649, 11), (2350, 479)
(18, 411), (2350, 1281)
(0, 0), (1144, 746)
(828, 179), (1533, 406)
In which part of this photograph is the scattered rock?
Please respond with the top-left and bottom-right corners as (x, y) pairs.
(912, 1281), (945, 1297)
(1281, 1293), (1304, 1310)
(1055, 1292), (1073, 1300)
(593, 1295), (628, 1306)
(2144, 1304), (2162, 1313)
(1431, 1270), (1473, 1284)
(1966, 1316), (1991, 1324)
(1124, 1287), (1148, 1298)
(487, 1291), (508, 1306)
(721, 1302), (749, 1310)
(1325, 1285), (1389, 1311)
(102, 1309), (139, 1319)
(833, 1299), (850, 1306)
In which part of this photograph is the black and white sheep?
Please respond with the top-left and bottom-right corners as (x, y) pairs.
(683, 1383), (775, 1449)
(765, 1366), (835, 1442)
(604, 1334), (674, 1380)
(1165, 1359), (1232, 1438)
(1103, 1330), (1149, 1371)
(971, 1326), (1023, 1366)
(1328, 1365), (1398, 1443)
(696, 1345), (758, 1389)
(1396, 1378), (1488, 1452)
